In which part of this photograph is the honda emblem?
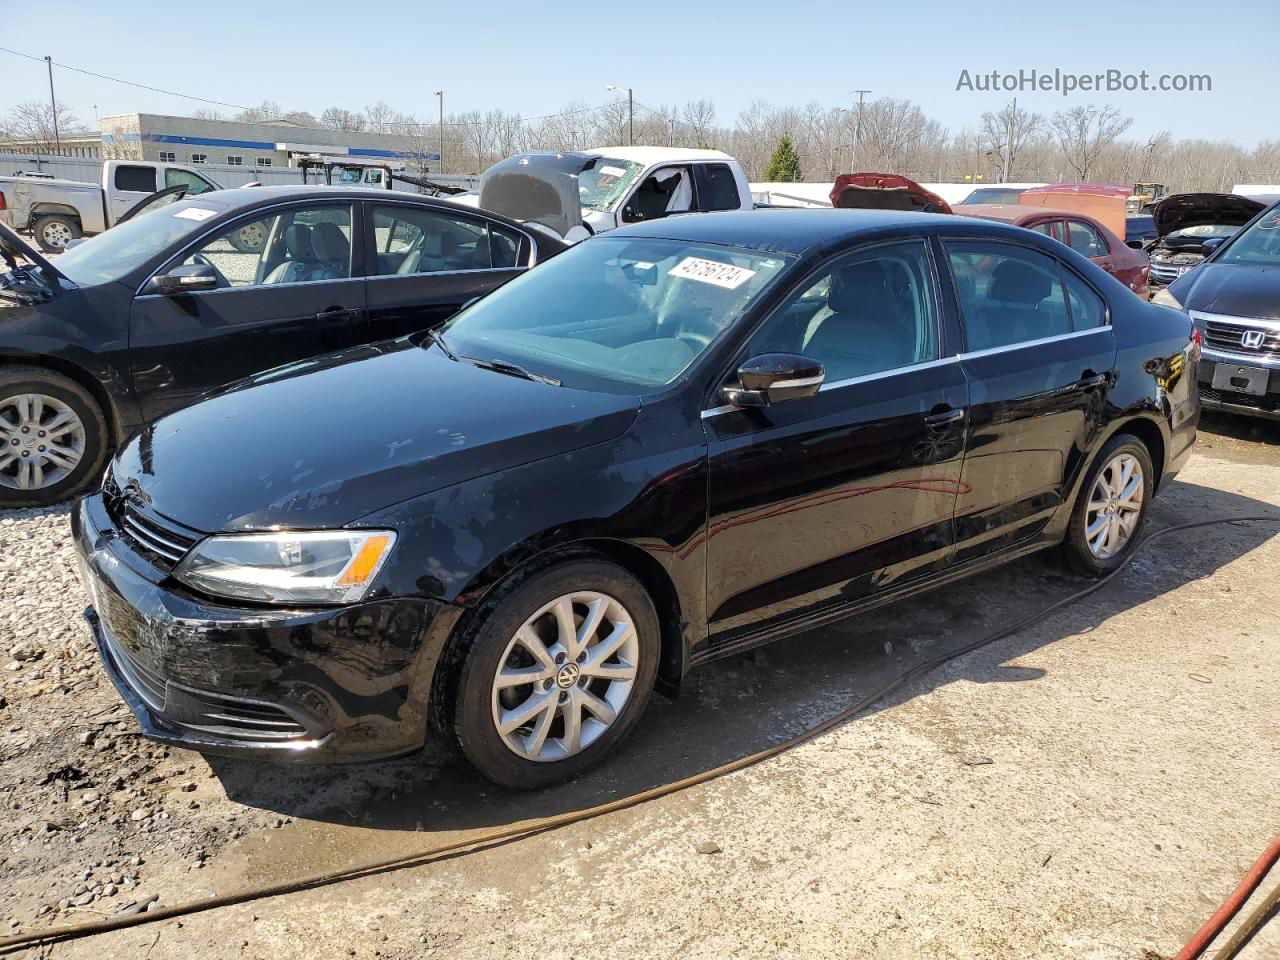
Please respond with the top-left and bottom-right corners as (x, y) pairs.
(1240, 330), (1265, 349)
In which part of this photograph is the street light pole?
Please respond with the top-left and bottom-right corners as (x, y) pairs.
(45, 56), (61, 156)
(607, 85), (634, 145)
(434, 90), (444, 174)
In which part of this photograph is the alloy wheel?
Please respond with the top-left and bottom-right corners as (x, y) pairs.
(490, 591), (640, 763)
(1085, 452), (1144, 560)
(0, 393), (86, 490)
(41, 221), (75, 249)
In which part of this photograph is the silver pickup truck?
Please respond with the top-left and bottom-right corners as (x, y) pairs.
(0, 160), (222, 252)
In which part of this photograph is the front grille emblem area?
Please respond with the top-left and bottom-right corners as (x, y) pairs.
(1241, 330), (1265, 349)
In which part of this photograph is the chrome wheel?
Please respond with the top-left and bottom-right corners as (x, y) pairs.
(491, 591), (639, 763)
(40, 220), (75, 249)
(1085, 452), (1144, 559)
(0, 393), (86, 490)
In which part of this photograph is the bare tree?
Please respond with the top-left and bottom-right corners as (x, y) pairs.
(1051, 104), (1133, 181)
(191, 108), (224, 121)
(320, 107), (367, 132)
(681, 99), (716, 148)
(978, 100), (1045, 181)
(233, 101), (284, 123)
(0, 99), (86, 153)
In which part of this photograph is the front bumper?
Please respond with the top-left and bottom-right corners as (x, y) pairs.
(73, 492), (464, 763)
(1198, 347), (1280, 421)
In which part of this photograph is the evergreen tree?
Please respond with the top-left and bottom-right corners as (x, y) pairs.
(763, 133), (802, 181)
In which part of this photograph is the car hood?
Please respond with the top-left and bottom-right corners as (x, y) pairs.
(478, 152), (595, 240)
(1171, 261), (1280, 322)
(829, 173), (953, 214)
(1153, 193), (1264, 238)
(113, 340), (641, 532)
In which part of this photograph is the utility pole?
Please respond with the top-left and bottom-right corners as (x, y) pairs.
(607, 86), (634, 145)
(1001, 97), (1015, 182)
(45, 56), (61, 156)
(852, 89), (871, 167)
(434, 91), (444, 174)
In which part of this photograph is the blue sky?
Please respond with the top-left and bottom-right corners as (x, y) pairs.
(2, 0), (1276, 144)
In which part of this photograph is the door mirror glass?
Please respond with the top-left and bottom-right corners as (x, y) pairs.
(621, 204), (642, 223)
(722, 353), (824, 407)
(147, 263), (219, 295)
(1202, 236), (1225, 252)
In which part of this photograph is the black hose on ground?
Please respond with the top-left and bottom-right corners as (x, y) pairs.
(1, 514), (1277, 954)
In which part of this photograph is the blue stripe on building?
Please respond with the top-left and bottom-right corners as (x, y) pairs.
(99, 132), (438, 162)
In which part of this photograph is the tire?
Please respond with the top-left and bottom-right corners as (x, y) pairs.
(0, 366), (109, 509)
(31, 214), (83, 253)
(439, 556), (661, 789)
(1060, 433), (1154, 577)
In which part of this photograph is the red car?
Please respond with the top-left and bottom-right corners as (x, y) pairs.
(958, 204), (1151, 299)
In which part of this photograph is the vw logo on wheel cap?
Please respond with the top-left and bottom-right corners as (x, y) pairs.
(555, 663), (581, 689)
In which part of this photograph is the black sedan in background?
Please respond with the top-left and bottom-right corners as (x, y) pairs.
(74, 209), (1199, 788)
(1154, 201), (1280, 419)
(0, 187), (566, 507)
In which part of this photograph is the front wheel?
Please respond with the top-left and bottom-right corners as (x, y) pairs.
(442, 558), (660, 789)
(1060, 434), (1154, 577)
(0, 367), (109, 508)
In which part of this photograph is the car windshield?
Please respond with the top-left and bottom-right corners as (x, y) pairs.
(54, 198), (229, 286)
(577, 158), (645, 212)
(1215, 208), (1280, 266)
(1166, 223), (1239, 240)
(960, 188), (1024, 205)
(438, 236), (791, 394)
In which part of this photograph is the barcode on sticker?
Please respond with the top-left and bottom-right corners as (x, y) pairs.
(668, 257), (756, 289)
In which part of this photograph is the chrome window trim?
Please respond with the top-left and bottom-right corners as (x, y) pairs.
(956, 326), (1109, 361)
(134, 275), (362, 301)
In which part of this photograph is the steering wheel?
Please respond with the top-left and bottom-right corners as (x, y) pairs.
(673, 313), (721, 351)
(192, 252), (231, 288)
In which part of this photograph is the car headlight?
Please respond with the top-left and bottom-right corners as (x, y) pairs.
(175, 530), (397, 604)
(1151, 287), (1183, 310)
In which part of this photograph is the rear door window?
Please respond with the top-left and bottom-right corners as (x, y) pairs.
(946, 241), (1072, 351)
(114, 165), (158, 193)
(1062, 269), (1108, 330)
(370, 205), (524, 276)
(1067, 220), (1109, 258)
(698, 164), (741, 212)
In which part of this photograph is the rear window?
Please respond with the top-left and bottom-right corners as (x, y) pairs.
(700, 164), (741, 212)
(114, 165), (157, 193)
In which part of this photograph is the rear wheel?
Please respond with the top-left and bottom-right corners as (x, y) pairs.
(441, 557), (660, 789)
(1060, 434), (1153, 577)
(228, 222), (267, 253)
(32, 214), (82, 253)
(0, 367), (109, 508)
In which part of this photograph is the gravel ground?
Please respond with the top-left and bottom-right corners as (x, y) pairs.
(0, 423), (1277, 958)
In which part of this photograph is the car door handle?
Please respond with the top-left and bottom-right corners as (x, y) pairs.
(315, 307), (360, 324)
(1074, 372), (1109, 391)
(924, 407), (965, 428)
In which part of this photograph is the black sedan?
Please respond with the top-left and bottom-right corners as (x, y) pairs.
(1154, 201), (1280, 420)
(0, 186), (566, 507)
(73, 209), (1199, 788)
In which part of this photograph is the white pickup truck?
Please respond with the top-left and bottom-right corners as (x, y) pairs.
(0, 159), (222, 252)
(460, 146), (754, 241)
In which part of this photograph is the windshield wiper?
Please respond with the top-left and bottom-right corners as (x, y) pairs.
(425, 328), (458, 361)
(463, 356), (561, 387)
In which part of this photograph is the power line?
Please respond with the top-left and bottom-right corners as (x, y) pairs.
(0, 46), (631, 130)
(0, 46), (254, 111)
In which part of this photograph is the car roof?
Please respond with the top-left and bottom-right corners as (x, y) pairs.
(956, 204), (1118, 236)
(581, 146), (736, 165)
(611, 208), (1023, 256)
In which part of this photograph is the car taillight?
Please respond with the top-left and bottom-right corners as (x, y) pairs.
(0, 191), (7, 211)
(1190, 328), (1202, 363)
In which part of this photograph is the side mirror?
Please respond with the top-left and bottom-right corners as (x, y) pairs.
(146, 263), (218, 295)
(721, 353), (824, 408)
(621, 205), (642, 223)
(1202, 237), (1226, 253)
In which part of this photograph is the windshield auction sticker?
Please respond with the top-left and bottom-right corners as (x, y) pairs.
(669, 257), (757, 289)
(173, 208), (218, 222)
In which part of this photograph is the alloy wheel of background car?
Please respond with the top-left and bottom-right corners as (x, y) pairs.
(0, 393), (86, 492)
(490, 590), (640, 763)
(229, 222), (267, 253)
(0, 367), (108, 508)
(33, 214), (81, 253)
(1084, 453), (1145, 560)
